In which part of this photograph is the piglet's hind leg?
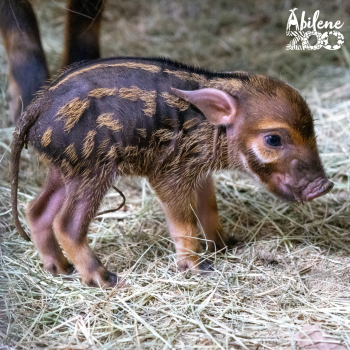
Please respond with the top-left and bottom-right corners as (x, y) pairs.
(26, 166), (73, 275)
(53, 172), (118, 288)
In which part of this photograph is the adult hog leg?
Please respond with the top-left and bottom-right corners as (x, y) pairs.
(63, 0), (105, 67)
(53, 171), (118, 288)
(26, 166), (73, 275)
(150, 177), (213, 274)
(0, 0), (48, 124)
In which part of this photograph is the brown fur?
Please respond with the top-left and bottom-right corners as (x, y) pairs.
(183, 118), (199, 130)
(56, 97), (90, 133)
(64, 144), (78, 163)
(96, 113), (122, 132)
(161, 92), (190, 111)
(119, 86), (157, 118)
(137, 128), (147, 138)
(41, 127), (52, 147)
(82, 130), (97, 159)
(163, 118), (179, 128)
(50, 63), (161, 91)
(37, 152), (52, 165)
(206, 77), (243, 92)
(88, 88), (117, 98)
(164, 69), (208, 85)
(163, 70), (243, 92)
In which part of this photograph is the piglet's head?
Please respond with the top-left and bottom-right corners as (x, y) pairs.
(172, 82), (333, 203)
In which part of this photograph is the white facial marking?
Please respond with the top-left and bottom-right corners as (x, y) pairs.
(251, 141), (279, 164)
(240, 152), (249, 170)
(240, 152), (261, 183)
(251, 142), (268, 163)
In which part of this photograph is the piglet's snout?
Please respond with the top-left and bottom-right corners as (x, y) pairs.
(303, 179), (334, 202)
(289, 159), (333, 202)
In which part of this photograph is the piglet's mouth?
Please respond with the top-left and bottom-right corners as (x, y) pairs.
(302, 179), (334, 202)
(271, 174), (334, 203)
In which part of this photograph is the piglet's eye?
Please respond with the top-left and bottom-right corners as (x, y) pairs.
(265, 135), (281, 147)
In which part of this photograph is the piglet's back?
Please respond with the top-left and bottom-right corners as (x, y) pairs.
(27, 57), (244, 179)
(29, 59), (163, 162)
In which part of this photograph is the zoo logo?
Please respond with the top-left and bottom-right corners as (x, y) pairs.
(286, 9), (344, 50)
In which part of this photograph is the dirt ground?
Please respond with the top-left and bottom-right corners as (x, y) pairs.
(1, 0), (350, 349)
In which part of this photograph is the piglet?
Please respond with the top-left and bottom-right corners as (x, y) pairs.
(11, 57), (333, 287)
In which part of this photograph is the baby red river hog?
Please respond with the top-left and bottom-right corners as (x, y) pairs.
(11, 57), (333, 287)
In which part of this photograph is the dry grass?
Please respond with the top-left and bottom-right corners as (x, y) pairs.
(1, 1), (350, 349)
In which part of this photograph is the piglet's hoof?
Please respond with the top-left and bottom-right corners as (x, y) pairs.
(84, 270), (118, 289)
(198, 259), (214, 275)
(203, 236), (242, 253)
(63, 263), (76, 275)
(224, 236), (244, 250)
(177, 258), (214, 275)
(45, 260), (75, 276)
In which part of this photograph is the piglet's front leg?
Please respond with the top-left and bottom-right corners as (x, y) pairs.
(196, 174), (225, 252)
(196, 174), (239, 252)
(150, 177), (213, 275)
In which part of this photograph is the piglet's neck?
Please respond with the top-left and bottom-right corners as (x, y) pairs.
(200, 123), (231, 173)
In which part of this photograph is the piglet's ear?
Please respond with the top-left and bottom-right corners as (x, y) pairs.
(171, 87), (237, 125)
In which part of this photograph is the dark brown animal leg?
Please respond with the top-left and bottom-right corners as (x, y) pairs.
(26, 166), (73, 275)
(150, 177), (212, 274)
(196, 174), (226, 252)
(0, 0), (48, 124)
(53, 171), (118, 288)
(63, 0), (105, 67)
